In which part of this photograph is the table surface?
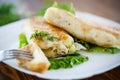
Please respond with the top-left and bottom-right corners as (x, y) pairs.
(0, 0), (120, 80)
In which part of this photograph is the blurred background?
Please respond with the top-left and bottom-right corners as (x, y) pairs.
(0, 0), (120, 80)
(0, 0), (120, 26)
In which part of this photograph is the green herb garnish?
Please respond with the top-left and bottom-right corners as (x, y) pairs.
(38, 1), (75, 16)
(74, 37), (120, 54)
(49, 52), (88, 69)
(52, 2), (75, 14)
(19, 33), (28, 48)
(18, 33), (89, 69)
(31, 30), (59, 41)
(30, 30), (49, 41)
(47, 36), (58, 41)
(38, 7), (48, 17)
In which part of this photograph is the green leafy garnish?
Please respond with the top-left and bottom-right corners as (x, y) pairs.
(74, 37), (120, 54)
(30, 30), (49, 41)
(0, 3), (21, 26)
(52, 2), (75, 14)
(88, 46), (120, 54)
(47, 36), (58, 41)
(18, 33), (88, 70)
(49, 52), (88, 69)
(38, 1), (75, 16)
(19, 33), (28, 48)
(31, 30), (59, 41)
(38, 7), (48, 17)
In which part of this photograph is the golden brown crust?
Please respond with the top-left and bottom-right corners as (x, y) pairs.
(44, 7), (120, 48)
(29, 17), (69, 41)
(22, 17), (76, 58)
(25, 61), (49, 73)
(18, 43), (50, 73)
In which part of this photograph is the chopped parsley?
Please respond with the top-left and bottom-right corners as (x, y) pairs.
(47, 36), (58, 41)
(18, 33), (89, 70)
(30, 30), (49, 41)
(31, 30), (58, 41)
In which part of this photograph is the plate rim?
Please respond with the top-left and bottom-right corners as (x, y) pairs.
(0, 11), (120, 79)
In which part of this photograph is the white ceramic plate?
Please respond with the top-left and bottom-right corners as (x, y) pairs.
(0, 12), (120, 79)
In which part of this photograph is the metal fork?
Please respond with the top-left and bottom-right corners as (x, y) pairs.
(0, 49), (33, 61)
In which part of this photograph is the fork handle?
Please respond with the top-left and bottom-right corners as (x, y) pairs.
(0, 50), (4, 61)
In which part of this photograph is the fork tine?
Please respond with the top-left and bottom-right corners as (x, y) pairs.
(9, 50), (32, 56)
(8, 54), (33, 59)
(5, 50), (33, 60)
(14, 54), (33, 59)
(9, 50), (31, 54)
